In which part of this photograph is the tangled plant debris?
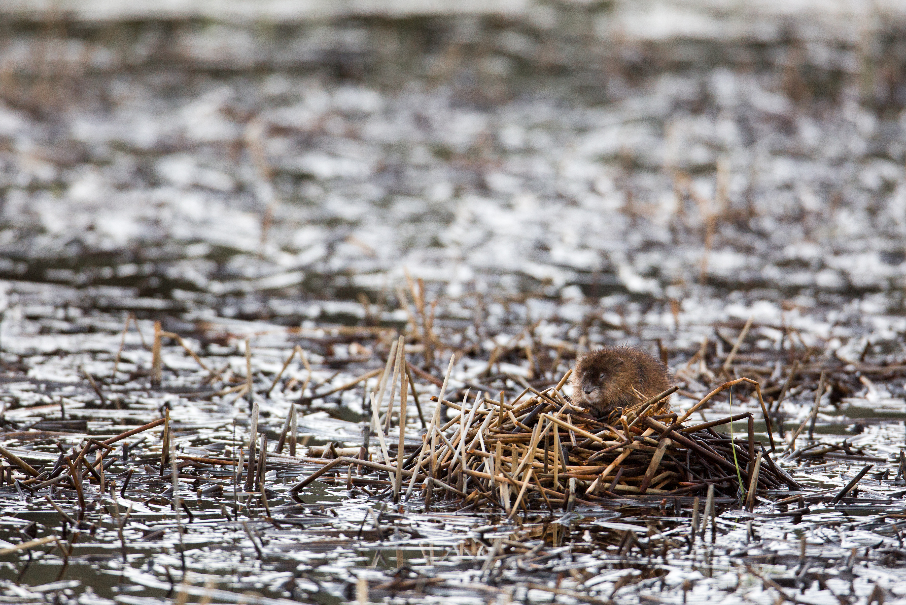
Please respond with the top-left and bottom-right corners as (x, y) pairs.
(0, 277), (905, 604)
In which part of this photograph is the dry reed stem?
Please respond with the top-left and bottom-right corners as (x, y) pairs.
(555, 368), (572, 391)
(510, 419), (544, 481)
(459, 392), (482, 492)
(65, 457), (85, 514)
(553, 422), (561, 489)
(722, 315), (754, 372)
(626, 386), (679, 429)
(113, 313), (144, 374)
(404, 271), (439, 369)
(407, 362), (443, 387)
(404, 362), (427, 428)
(785, 370), (826, 455)
(772, 360), (799, 413)
(244, 401), (259, 491)
(275, 404), (293, 454)
(383, 336), (405, 433)
(82, 366), (109, 408)
(404, 354), (455, 500)
(395, 365), (408, 501)
(745, 452), (763, 511)
(702, 484), (715, 541)
(639, 437), (672, 494)
(586, 445), (636, 494)
(0, 445), (40, 477)
(151, 321), (162, 386)
(293, 456), (465, 497)
(369, 393), (391, 465)
(674, 377), (776, 450)
(0, 536), (59, 556)
(157, 331), (216, 377)
(507, 467), (534, 519)
(289, 406), (298, 456)
(307, 367), (383, 403)
(244, 339), (253, 403)
(832, 464), (873, 504)
(160, 408), (170, 470)
(681, 412), (750, 433)
(747, 415), (756, 478)
(373, 339), (399, 417)
(268, 345), (303, 396)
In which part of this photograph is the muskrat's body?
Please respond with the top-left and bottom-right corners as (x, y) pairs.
(571, 347), (671, 420)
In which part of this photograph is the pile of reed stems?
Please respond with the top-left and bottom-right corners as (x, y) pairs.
(294, 350), (799, 512)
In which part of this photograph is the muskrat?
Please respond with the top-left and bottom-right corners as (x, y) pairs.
(570, 346), (671, 420)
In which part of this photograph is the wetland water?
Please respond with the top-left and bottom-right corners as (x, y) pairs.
(1, 3), (906, 603)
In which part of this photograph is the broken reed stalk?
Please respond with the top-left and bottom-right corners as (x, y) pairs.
(722, 315), (754, 372)
(690, 497), (700, 546)
(113, 313), (135, 374)
(404, 362), (427, 428)
(151, 321), (163, 387)
(772, 360), (799, 414)
(256, 432), (268, 495)
(160, 408), (171, 471)
(244, 401), (259, 492)
(681, 412), (750, 433)
(373, 339), (399, 424)
(158, 330), (215, 377)
(745, 452), (763, 511)
(807, 372), (825, 441)
(82, 367), (109, 408)
(0, 536), (59, 556)
(395, 367), (408, 502)
(508, 467), (534, 519)
(405, 354), (455, 501)
(638, 437), (671, 495)
(245, 339), (253, 404)
(275, 404), (293, 454)
(727, 388), (746, 496)
(383, 337), (405, 433)
(404, 270), (438, 371)
(289, 405), (297, 457)
(705, 483), (716, 543)
(267, 345), (305, 396)
(303, 367), (383, 403)
(65, 458), (85, 517)
(627, 386), (680, 430)
(171, 428), (187, 573)
(291, 456), (464, 497)
(0, 445), (39, 478)
(369, 392), (391, 466)
(785, 371), (826, 455)
(832, 464), (873, 504)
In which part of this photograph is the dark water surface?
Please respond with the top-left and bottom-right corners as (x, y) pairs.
(1, 4), (906, 604)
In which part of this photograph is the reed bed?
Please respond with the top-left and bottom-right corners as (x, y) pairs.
(292, 348), (799, 512)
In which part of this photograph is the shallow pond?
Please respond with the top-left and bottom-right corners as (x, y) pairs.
(1, 3), (906, 604)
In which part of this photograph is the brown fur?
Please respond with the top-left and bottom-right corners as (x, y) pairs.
(570, 346), (671, 420)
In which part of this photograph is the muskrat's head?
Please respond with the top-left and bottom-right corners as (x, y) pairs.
(570, 348), (636, 416)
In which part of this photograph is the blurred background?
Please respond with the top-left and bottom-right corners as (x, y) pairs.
(0, 0), (905, 337)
